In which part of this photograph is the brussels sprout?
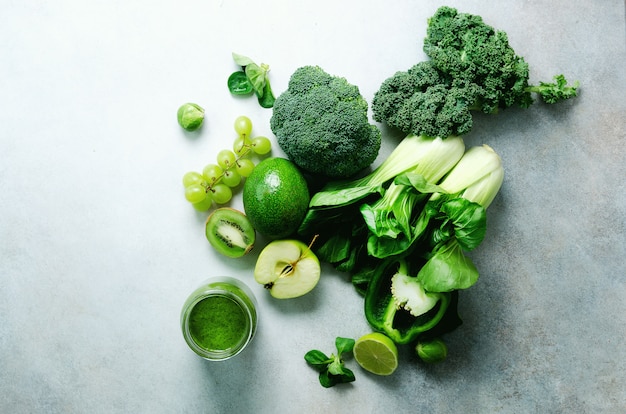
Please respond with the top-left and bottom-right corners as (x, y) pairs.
(416, 338), (448, 363)
(177, 103), (204, 131)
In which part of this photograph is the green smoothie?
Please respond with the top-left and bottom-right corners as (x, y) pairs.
(181, 277), (257, 360)
(188, 295), (248, 351)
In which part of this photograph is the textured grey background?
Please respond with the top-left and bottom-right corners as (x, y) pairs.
(1, 1), (625, 413)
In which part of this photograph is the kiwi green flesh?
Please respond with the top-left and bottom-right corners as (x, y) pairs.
(205, 208), (255, 258)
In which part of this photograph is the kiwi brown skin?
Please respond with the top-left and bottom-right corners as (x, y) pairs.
(205, 207), (256, 258)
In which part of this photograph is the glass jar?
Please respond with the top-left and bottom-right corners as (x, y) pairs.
(181, 276), (258, 361)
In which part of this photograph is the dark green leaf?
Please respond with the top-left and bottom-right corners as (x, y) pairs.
(227, 71), (253, 95)
(317, 231), (352, 265)
(257, 80), (275, 108)
(308, 184), (384, 209)
(366, 232), (411, 259)
(304, 350), (331, 368)
(318, 371), (338, 388)
(338, 367), (356, 383)
(335, 337), (355, 355)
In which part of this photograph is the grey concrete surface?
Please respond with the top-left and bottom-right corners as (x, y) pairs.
(1, 1), (625, 413)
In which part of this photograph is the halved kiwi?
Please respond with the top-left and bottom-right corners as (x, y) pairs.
(205, 208), (256, 258)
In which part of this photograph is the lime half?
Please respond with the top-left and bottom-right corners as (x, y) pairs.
(353, 332), (399, 376)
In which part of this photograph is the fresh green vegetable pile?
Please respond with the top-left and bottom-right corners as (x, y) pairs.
(297, 5), (577, 370)
(177, 6), (580, 387)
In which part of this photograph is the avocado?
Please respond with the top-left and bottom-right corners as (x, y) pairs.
(243, 158), (310, 239)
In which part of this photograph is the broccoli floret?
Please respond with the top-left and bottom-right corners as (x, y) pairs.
(424, 6), (534, 112)
(372, 61), (479, 137)
(270, 65), (381, 179)
(372, 6), (579, 138)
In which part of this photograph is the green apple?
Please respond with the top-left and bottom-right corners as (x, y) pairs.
(254, 239), (321, 299)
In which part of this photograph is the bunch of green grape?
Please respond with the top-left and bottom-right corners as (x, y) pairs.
(182, 115), (272, 211)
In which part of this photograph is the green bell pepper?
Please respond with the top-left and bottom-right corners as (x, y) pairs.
(363, 257), (453, 345)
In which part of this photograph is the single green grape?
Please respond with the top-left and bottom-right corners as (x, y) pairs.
(222, 169), (242, 187)
(217, 149), (236, 170)
(251, 136), (272, 155)
(202, 164), (223, 184)
(233, 135), (252, 156)
(233, 115), (253, 137)
(182, 171), (203, 188)
(211, 183), (233, 204)
(184, 184), (207, 203)
(236, 158), (255, 177)
(192, 193), (213, 211)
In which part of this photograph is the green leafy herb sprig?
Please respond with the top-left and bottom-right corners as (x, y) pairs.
(304, 337), (355, 388)
(228, 53), (276, 108)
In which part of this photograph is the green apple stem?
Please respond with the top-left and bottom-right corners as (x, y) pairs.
(307, 234), (319, 252)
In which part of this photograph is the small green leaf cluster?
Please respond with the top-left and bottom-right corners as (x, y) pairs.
(228, 53), (276, 108)
(304, 337), (355, 388)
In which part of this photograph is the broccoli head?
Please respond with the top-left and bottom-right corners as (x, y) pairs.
(270, 65), (381, 179)
(423, 6), (533, 112)
(372, 6), (579, 138)
(372, 61), (479, 138)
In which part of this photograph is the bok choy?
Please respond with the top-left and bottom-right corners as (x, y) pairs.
(298, 134), (466, 274)
(414, 144), (504, 292)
